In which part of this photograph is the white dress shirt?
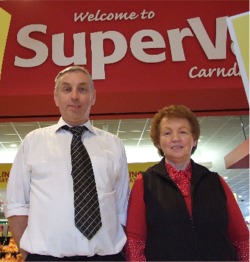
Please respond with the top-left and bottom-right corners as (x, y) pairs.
(5, 117), (130, 258)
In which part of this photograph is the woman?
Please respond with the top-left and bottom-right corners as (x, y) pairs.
(125, 105), (249, 261)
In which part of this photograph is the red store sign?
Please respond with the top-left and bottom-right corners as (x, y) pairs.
(0, 0), (249, 120)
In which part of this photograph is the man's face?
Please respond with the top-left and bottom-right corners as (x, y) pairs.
(54, 71), (96, 126)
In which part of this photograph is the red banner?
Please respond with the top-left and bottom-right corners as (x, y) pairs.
(0, 1), (249, 120)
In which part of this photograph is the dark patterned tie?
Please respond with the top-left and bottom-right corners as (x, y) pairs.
(62, 125), (102, 239)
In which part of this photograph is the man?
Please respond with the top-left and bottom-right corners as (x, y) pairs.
(5, 66), (130, 261)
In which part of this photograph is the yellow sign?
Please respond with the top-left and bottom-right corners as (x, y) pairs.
(0, 162), (158, 190)
(227, 12), (249, 104)
(128, 162), (157, 188)
(0, 164), (11, 189)
(0, 8), (12, 79)
(0, 162), (157, 190)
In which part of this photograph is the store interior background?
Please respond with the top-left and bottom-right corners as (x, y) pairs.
(0, 0), (249, 227)
(0, 114), (249, 224)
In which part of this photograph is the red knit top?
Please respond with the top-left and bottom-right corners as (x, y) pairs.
(125, 162), (249, 261)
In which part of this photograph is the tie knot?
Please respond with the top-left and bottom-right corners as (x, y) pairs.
(62, 125), (87, 136)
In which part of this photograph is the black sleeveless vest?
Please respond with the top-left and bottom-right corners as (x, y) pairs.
(143, 158), (238, 261)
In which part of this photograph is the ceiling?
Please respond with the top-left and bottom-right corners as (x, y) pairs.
(0, 114), (249, 221)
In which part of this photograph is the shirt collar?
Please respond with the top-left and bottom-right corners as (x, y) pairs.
(55, 117), (96, 135)
(165, 162), (192, 179)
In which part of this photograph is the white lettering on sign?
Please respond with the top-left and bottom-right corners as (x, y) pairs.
(168, 17), (227, 61)
(52, 33), (87, 65)
(15, 24), (48, 67)
(91, 31), (128, 78)
(74, 9), (155, 22)
(75, 10), (138, 22)
(14, 16), (233, 80)
(131, 30), (166, 62)
(189, 62), (240, 78)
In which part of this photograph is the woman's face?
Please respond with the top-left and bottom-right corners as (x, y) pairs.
(158, 117), (197, 165)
